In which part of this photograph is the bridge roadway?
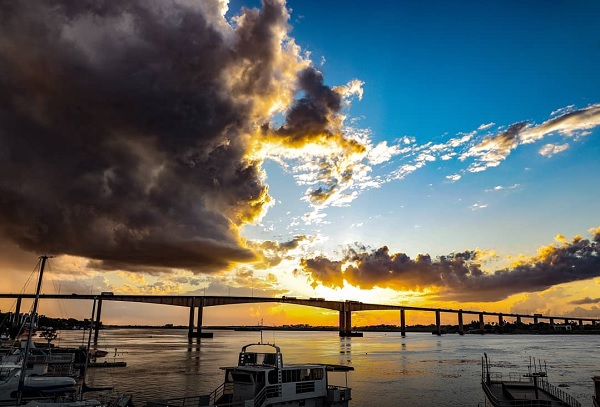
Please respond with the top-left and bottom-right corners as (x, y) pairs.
(0, 293), (598, 340)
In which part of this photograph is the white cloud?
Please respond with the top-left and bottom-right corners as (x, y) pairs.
(470, 203), (489, 211)
(539, 143), (569, 158)
(485, 184), (520, 192)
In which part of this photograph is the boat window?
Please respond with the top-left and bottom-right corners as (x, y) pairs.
(232, 372), (254, 383)
(241, 352), (257, 364)
(282, 369), (302, 383)
(263, 353), (276, 366)
(240, 352), (277, 366)
(268, 369), (278, 384)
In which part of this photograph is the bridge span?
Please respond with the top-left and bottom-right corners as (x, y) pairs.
(0, 293), (598, 342)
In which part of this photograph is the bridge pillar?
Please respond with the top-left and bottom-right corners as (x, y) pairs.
(345, 310), (352, 335)
(196, 297), (204, 336)
(188, 297), (195, 337)
(564, 319), (569, 325)
(457, 311), (464, 335)
(338, 310), (345, 336)
(534, 315), (539, 325)
(579, 319), (583, 326)
(549, 318), (554, 326)
(516, 316), (522, 325)
(498, 314), (503, 326)
(400, 309), (406, 337)
(479, 313), (484, 331)
(93, 298), (103, 347)
(435, 310), (441, 336)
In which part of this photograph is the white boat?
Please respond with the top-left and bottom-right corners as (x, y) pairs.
(147, 342), (353, 407)
(0, 363), (78, 405)
(1, 257), (131, 407)
(481, 353), (581, 407)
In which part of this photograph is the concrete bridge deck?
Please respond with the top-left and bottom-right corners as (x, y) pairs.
(1, 293), (597, 340)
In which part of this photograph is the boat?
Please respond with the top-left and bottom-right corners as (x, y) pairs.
(0, 363), (79, 405)
(1, 256), (132, 407)
(481, 353), (581, 407)
(146, 342), (354, 407)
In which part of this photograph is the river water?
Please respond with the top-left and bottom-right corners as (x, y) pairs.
(53, 329), (599, 407)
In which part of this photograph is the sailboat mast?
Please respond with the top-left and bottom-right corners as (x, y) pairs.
(81, 297), (97, 401)
(17, 255), (49, 405)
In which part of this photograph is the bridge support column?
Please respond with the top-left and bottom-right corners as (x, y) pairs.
(457, 311), (464, 335)
(516, 316), (522, 325)
(534, 315), (539, 325)
(345, 310), (352, 336)
(338, 310), (345, 337)
(93, 298), (103, 347)
(498, 314), (503, 326)
(188, 297), (196, 337)
(435, 310), (441, 336)
(196, 297), (204, 336)
(549, 318), (554, 326)
(564, 319), (569, 325)
(579, 319), (583, 326)
(479, 313), (484, 332)
(400, 309), (406, 337)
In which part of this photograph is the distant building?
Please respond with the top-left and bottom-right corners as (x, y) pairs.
(552, 324), (572, 331)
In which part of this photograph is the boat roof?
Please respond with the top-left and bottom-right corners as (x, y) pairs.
(220, 363), (354, 372)
(325, 364), (354, 372)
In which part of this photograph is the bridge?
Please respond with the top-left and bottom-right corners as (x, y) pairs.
(1, 293), (598, 343)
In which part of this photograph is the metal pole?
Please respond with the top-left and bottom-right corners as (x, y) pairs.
(17, 255), (49, 405)
(93, 298), (103, 348)
(82, 297), (97, 401)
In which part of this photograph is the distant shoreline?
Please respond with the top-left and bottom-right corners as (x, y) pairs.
(99, 324), (600, 335)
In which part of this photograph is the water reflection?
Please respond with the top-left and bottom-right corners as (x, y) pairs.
(54, 329), (597, 407)
(339, 337), (352, 363)
(187, 338), (201, 353)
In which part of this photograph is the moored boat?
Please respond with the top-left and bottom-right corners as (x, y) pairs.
(146, 342), (353, 407)
(481, 353), (580, 407)
(1, 257), (132, 407)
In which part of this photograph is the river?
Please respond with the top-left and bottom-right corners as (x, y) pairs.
(53, 329), (599, 407)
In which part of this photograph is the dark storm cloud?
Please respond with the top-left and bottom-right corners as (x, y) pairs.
(570, 297), (600, 305)
(300, 230), (600, 302)
(248, 235), (308, 269)
(264, 67), (366, 153)
(0, 0), (348, 273)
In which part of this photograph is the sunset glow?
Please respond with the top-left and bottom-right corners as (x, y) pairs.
(1, 0), (599, 328)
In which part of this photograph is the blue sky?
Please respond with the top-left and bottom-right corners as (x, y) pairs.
(243, 0), (600, 256)
(1, 0), (599, 325)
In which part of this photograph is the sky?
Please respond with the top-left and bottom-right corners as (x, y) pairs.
(1, 0), (599, 328)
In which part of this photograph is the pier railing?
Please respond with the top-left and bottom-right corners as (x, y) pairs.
(482, 372), (581, 407)
(538, 379), (581, 407)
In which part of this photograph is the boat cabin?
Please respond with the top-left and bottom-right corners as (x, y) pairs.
(146, 343), (353, 407)
(214, 343), (352, 406)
